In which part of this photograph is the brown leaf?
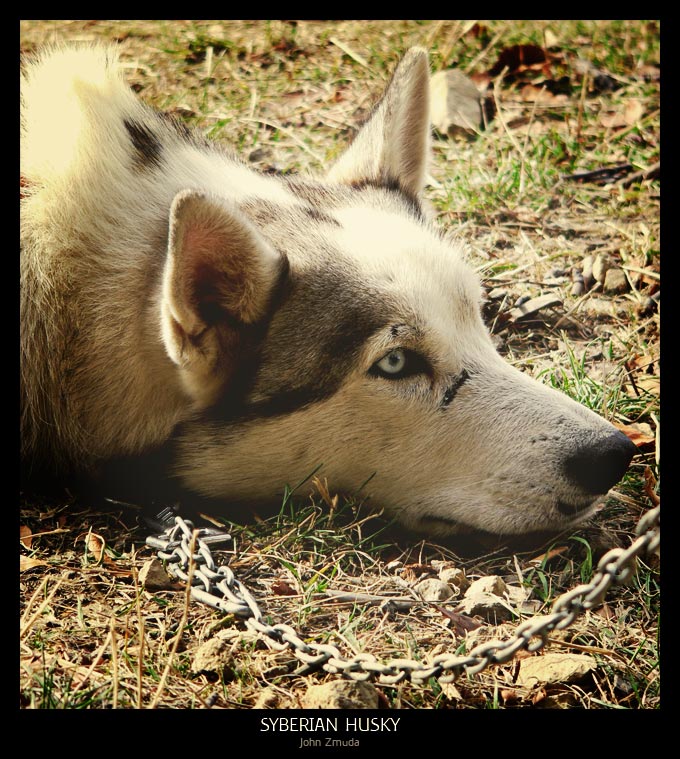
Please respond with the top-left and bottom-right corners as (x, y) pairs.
(624, 99), (644, 124)
(488, 44), (550, 77)
(403, 563), (433, 575)
(500, 687), (522, 704)
(20, 555), (47, 572)
(643, 466), (660, 506)
(612, 422), (655, 448)
(435, 605), (483, 636)
(519, 84), (569, 104)
(629, 353), (658, 371)
(76, 531), (106, 563)
(528, 546), (568, 565)
(466, 23), (489, 40)
(635, 376), (660, 395)
(20, 525), (33, 549)
(531, 686), (548, 705)
(637, 63), (660, 82)
(271, 579), (297, 596)
(600, 101), (643, 129)
(593, 602), (615, 620)
(600, 110), (627, 129)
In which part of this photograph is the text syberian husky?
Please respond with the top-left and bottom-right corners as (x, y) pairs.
(20, 44), (637, 536)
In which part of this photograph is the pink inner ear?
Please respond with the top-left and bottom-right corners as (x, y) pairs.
(183, 221), (223, 259)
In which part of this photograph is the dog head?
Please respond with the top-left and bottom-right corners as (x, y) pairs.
(159, 49), (636, 535)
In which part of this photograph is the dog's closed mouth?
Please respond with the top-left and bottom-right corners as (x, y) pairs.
(556, 498), (597, 517)
(418, 513), (462, 529)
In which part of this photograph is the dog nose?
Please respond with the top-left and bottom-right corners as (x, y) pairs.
(563, 430), (638, 495)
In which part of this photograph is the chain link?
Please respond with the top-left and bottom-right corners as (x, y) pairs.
(145, 505), (659, 684)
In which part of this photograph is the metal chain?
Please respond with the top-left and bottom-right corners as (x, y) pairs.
(145, 505), (659, 684)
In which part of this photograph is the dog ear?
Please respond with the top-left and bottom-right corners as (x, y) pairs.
(327, 47), (430, 198)
(160, 190), (285, 406)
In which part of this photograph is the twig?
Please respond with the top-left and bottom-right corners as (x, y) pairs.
(110, 617), (119, 709)
(643, 466), (660, 507)
(131, 557), (145, 709)
(322, 589), (416, 611)
(562, 164), (633, 185)
(149, 530), (198, 709)
(576, 67), (589, 143)
(329, 37), (372, 71)
(69, 629), (113, 696)
(618, 161), (660, 188)
(240, 117), (324, 162)
(20, 574), (65, 639)
(622, 264), (660, 281)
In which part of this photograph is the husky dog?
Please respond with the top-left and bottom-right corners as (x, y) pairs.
(20, 44), (636, 536)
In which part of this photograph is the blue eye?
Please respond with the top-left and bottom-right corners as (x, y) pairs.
(375, 349), (407, 375)
(369, 348), (429, 380)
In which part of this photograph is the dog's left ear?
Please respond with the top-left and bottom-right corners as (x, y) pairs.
(327, 47), (430, 198)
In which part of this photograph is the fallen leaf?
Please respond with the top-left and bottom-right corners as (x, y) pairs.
(635, 376), (660, 395)
(488, 44), (550, 78)
(528, 546), (568, 565)
(613, 421), (655, 447)
(637, 63), (660, 82)
(500, 687), (522, 704)
(643, 466), (660, 506)
(593, 602), (615, 620)
(531, 687), (548, 705)
(20, 525), (33, 549)
(435, 606), (483, 635)
(624, 99), (644, 124)
(629, 353), (658, 371)
(466, 23), (489, 40)
(519, 84), (569, 104)
(139, 558), (179, 590)
(76, 531), (106, 563)
(271, 579), (297, 596)
(20, 555), (47, 572)
(402, 563), (433, 584)
(600, 100), (643, 129)
(544, 29), (560, 49)
(440, 681), (464, 701)
(517, 653), (597, 686)
(508, 294), (562, 323)
(403, 563), (433, 575)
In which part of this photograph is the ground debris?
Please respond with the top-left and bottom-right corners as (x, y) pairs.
(507, 294), (562, 323)
(516, 653), (597, 687)
(457, 575), (512, 622)
(604, 268), (629, 294)
(438, 566), (470, 591)
(430, 68), (491, 136)
(191, 637), (234, 676)
(253, 685), (282, 708)
(138, 557), (179, 590)
(415, 577), (455, 601)
(303, 680), (379, 709)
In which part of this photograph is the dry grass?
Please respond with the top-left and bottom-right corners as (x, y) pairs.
(20, 20), (659, 711)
